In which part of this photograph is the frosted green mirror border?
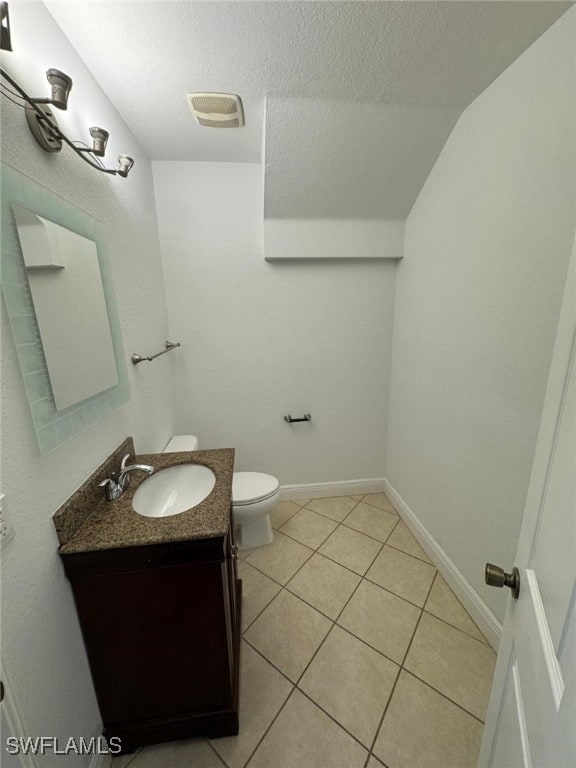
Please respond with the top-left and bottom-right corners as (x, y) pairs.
(1, 163), (131, 455)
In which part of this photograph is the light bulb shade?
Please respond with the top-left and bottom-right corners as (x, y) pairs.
(117, 155), (134, 178)
(46, 68), (72, 110)
(116, 155), (134, 178)
(89, 126), (109, 157)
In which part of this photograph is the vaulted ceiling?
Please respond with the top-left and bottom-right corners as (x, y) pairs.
(46, 1), (571, 220)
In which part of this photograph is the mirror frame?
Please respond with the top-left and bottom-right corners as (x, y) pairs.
(1, 163), (130, 454)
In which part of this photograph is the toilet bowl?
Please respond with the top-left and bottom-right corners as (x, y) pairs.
(163, 435), (278, 550)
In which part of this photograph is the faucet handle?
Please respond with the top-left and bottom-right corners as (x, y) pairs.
(98, 474), (121, 501)
(120, 453), (131, 471)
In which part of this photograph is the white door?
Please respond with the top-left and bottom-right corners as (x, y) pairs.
(478, 243), (576, 768)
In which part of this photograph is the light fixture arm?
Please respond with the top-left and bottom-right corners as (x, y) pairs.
(0, 66), (134, 178)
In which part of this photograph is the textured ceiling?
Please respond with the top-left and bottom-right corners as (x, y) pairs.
(45, 1), (572, 218)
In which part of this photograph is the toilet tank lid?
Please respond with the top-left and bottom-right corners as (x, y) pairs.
(233, 472), (279, 505)
(163, 435), (199, 453)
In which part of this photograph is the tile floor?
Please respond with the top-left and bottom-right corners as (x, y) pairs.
(112, 493), (496, 768)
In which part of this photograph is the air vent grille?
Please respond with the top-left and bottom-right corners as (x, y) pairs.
(187, 92), (244, 128)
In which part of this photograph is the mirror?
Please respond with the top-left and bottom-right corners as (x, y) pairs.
(12, 205), (119, 411)
(1, 163), (130, 454)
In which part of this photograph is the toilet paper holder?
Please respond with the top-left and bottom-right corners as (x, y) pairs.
(284, 413), (312, 423)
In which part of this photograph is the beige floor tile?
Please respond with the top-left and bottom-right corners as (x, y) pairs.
(245, 532), (313, 585)
(244, 590), (331, 682)
(366, 546), (436, 607)
(125, 738), (223, 768)
(366, 757), (386, 768)
(338, 581), (420, 664)
(280, 508), (338, 549)
(247, 689), (367, 768)
(286, 553), (361, 619)
(374, 671), (483, 768)
(386, 519), (431, 563)
(297, 498), (311, 506)
(404, 613), (496, 721)
(362, 492), (397, 513)
(343, 502), (399, 543)
(270, 500), (301, 529)
(425, 575), (487, 643)
(238, 560), (282, 631)
(210, 642), (292, 768)
(318, 526), (382, 575)
(300, 626), (399, 747)
(305, 496), (358, 522)
(349, 494), (366, 500)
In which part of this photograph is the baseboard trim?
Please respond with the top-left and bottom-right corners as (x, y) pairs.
(280, 478), (387, 501)
(384, 479), (502, 650)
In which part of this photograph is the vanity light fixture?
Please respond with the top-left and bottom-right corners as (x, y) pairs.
(88, 126), (110, 157)
(117, 154), (135, 178)
(0, 61), (134, 177)
(29, 68), (73, 110)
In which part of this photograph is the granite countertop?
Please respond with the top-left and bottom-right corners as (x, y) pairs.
(54, 439), (235, 555)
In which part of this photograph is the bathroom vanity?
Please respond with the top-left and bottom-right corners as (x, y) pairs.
(53, 439), (241, 754)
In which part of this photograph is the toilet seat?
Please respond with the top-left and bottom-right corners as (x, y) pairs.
(233, 472), (279, 506)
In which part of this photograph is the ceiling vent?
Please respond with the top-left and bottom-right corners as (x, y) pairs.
(187, 92), (244, 128)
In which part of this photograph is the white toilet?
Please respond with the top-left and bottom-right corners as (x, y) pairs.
(163, 435), (279, 550)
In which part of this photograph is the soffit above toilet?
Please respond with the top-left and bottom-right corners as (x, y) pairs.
(44, 1), (571, 218)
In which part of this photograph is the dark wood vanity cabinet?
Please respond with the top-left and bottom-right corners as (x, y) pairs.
(62, 520), (241, 754)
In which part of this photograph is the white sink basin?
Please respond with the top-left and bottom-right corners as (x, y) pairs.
(132, 464), (216, 518)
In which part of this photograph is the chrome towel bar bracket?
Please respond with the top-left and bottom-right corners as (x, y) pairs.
(284, 413), (312, 423)
(132, 341), (181, 365)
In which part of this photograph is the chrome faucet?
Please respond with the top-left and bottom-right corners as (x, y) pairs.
(98, 453), (154, 501)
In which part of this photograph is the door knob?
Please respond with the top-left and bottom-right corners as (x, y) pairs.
(485, 563), (520, 599)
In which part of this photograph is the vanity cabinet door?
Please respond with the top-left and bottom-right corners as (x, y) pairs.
(70, 558), (233, 727)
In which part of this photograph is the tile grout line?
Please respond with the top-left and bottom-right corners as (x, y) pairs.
(237, 517), (399, 765)
(362, 574), (435, 611)
(400, 668), (487, 725)
(245, 515), (404, 672)
(364, 524), (420, 768)
(243, 624), (487, 766)
(122, 493), (488, 768)
(244, 524), (488, 677)
(390, 571), (491, 723)
(244, 558), (419, 671)
(385, 540), (432, 565)
(248, 519), (485, 646)
(204, 737), (230, 768)
(296, 684), (375, 754)
(363, 565), (438, 767)
(239, 497), (491, 764)
(242, 686), (299, 768)
(399, 569), (438, 667)
(400, 572), (494, 722)
(284, 516), (401, 759)
(421, 607), (490, 646)
(242, 636), (297, 687)
(288, 516), (400, 760)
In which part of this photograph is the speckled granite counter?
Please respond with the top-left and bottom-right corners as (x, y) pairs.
(54, 438), (235, 555)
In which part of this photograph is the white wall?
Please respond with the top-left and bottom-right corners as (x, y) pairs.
(153, 161), (396, 484)
(386, 8), (575, 623)
(263, 218), (405, 260)
(1, 3), (174, 764)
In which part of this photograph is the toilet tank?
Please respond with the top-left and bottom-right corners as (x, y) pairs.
(163, 435), (199, 453)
